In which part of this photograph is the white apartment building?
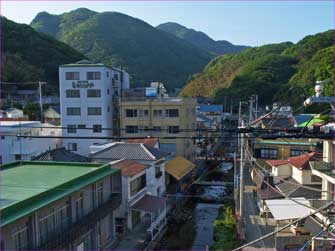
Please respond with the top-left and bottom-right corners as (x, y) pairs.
(59, 60), (130, 155)
(0, 121), (61, 164)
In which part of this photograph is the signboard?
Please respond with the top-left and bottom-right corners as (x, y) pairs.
(145, 87), (158, 97)
(72, 80), (94, 88)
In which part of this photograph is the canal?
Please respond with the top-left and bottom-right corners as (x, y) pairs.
(155, 162), (234, 250)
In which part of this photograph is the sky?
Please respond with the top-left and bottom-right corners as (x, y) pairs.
(2, 1), (334, 46)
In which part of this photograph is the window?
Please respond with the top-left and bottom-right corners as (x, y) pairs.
(1, 136), (5, 139)
(290, 148), (309, 157)
(87, 72), (101, 80)
(139, 109), (149, 117)
(153, 126), (161, 132)
(130, 174), (146, 196)
(107, 106), (110, 112)
(87, 89), (101, 97)
(168, 126), (179, 134)
(166, 109), (179, 117)
(67, 125), (77, 133)
(114, 74), (119, 80)
(15, 154), (21, 161)
(107, 71), (109, 78)
(93, 124), (102, 133)
(311, 175), (322, 183)
(97, 183), (104, 206)
(67, 107), (81, 116)
(75, 195), (84, 222)
(66, 72), (79, 80)
(260, 148), (278, 159)
(155, 166), (162, 178)
(66, 89), (80, 98)
(88, 107), (102, 115)
(68, 143), (77, 151)
(78, 124), (86, 129)
(125, 126), (139, 134)
(39, 205), (69, 244)
(107, 89), (110, 95)
(12, 226), (28, 250)
(126, 109), (137, 118)
(153, 109), (163, 117)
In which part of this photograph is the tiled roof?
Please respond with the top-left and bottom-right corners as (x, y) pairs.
(112, 159), (148, 177)
(32, 147), (90, 162)
(288, 152), (321, 170)
(267, 159), (289, 167)
(275, 177), (321, 199)
(125, 138), (159, 148)
(89, 142), (168, 161)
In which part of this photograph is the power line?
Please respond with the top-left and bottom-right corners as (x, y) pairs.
(232, 201), (334, 251)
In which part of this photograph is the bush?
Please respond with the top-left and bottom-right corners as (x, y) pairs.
(211, 202), (237, 250)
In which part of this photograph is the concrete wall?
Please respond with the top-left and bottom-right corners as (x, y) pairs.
(275, 235), (311, 250)
(272, 164), (291, 178)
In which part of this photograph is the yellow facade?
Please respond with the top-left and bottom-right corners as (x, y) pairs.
(120, 97), (197, 161)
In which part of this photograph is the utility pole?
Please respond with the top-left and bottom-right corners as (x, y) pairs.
(239, 121), (245, 218)
(38, 81), (46, 122)
(255, 95), (258, 119)
(249, 97), (253, 123)
(233, 152), (237, 203)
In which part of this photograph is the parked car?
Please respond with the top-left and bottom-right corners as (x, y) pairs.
(290, 223), (310, 235)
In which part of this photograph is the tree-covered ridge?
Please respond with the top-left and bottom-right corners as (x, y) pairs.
(2, 17), (85, 93)
(181, 30), (334, 106)
(156, 22), (249, 55)
(30, 8), (213, 91)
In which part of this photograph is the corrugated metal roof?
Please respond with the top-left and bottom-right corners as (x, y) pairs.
(112, 159), (148, 177)
(33, 147), (90, 162)
(130, 195), (167, 213)
(165, 156), (195, 180)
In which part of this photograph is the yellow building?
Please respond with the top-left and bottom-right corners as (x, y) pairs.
(120, 97), (197, 161)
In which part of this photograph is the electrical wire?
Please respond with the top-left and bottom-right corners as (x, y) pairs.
(232, 201), (334, 251)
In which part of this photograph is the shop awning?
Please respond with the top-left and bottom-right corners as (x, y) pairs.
(165, 156), (195, 181)
(265, 197), (311, 221)
(130, 195), (167, 213)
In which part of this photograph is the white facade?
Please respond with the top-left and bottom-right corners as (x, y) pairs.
(0, 121), (61, 164)
(59, 61), (130, 155)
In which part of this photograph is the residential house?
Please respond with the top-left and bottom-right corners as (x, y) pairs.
(43, 106), (61, 125)
(125, 138), (159, 148)
(197, 104), (223, 128)
(32, 147), (90, 162)
(259, 117), (295, 129)
(0, 108), (25, 119)
(0, 121), (61, 164)
(0, 161), (122, 250)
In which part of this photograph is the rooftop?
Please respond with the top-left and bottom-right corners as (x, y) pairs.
(125, 138), (159, 148)
(261, 117), (295, 129)
(1, 161), (119, 227)
(32, 147), (90, 162)
(111, 159), (148, 177)
(198, 104), (223, 113)
(89, 142), (168, 161)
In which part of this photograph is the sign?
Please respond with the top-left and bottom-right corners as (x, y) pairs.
(72, 80), (94, 88)
(145, 87), (157, 97)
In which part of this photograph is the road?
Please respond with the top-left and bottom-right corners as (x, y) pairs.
(240, 166), (276, 250)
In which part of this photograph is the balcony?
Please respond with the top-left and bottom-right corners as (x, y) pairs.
(38, 192), (121, 250)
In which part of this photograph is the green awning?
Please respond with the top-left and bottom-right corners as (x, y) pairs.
(298, 118), (324, 127)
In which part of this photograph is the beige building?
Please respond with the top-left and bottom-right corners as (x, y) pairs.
(120, 97), (196, 161)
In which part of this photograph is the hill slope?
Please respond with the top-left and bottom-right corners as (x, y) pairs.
(31, 8), (213, 90)
(156, 22), (249, 55)
(2, 17), (85, 94)
(181, 30), (334, 106)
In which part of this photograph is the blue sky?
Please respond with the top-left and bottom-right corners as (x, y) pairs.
(2, 1), (334, 46)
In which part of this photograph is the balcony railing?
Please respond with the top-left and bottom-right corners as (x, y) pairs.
(38, 193), (121, 250)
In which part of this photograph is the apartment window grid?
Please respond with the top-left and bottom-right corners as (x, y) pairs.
(139, 109), (149, 118)
(66, 89), (80, 98)
(97, 183), (104, 207)
(65, 72), (79, 80)
(260, 148), (278, 159)
(125, 126), (139, 134)
(77, 124), (86, 129)
(93, 124), (102, 133)
(39, 205), (69, 244)
(67, 107), (81, 116)
(153, 110), (163, 117)
(168, 126), (180, 134)
(88, 107), (102, 116)
(125, 109), (137, 118)
(12, 226), (29, 250)
(165, 109), (179, 117)
(87, 72), (101, 80)
(75, 195), (84, 222)
(67, 125), (77, 133)
(87, 89), (101, 98)
(130, 175), (146, 196)
(290, 148), (309, 157)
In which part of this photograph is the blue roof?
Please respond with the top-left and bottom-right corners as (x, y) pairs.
(294, 114), (315, 125)
(199, 104), (223, 113)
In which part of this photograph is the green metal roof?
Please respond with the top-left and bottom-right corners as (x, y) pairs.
(1, 161), (119, 227)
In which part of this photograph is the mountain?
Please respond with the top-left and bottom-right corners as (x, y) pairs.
(2, 17), (85, 94)
(30, 8), (213, 91)
(180, 30), (334, 107)
(156, 22), (249, 55)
